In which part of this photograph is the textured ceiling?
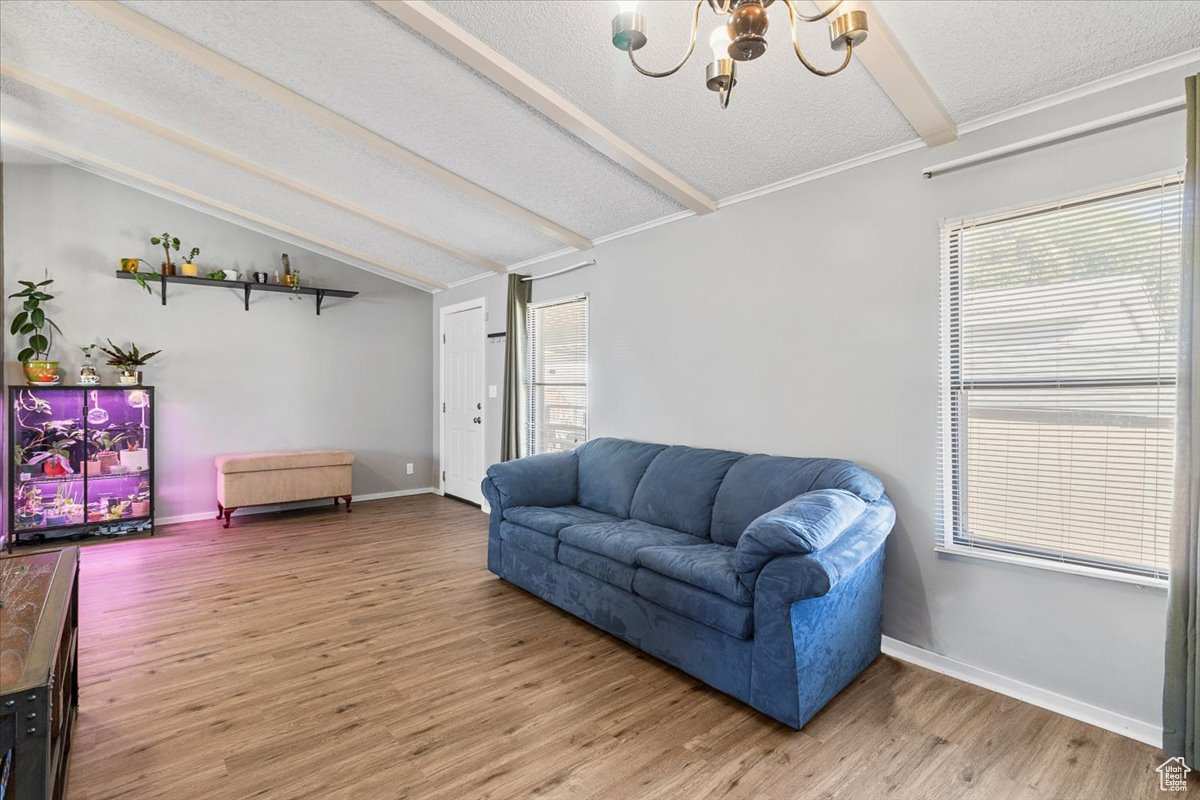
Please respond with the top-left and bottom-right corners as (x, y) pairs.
(1, 1), (1197, 291)
(872, 0), (1200, 123)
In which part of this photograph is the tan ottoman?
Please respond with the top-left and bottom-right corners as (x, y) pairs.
(215, 450), (354, 527)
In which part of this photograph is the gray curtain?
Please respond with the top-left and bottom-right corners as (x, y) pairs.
(501, 273), (530, 462)
(1165, 73), (1200, 768)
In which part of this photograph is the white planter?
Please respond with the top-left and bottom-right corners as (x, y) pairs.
(119, 449), (150, 472)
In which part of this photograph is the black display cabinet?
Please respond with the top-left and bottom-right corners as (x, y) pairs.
(8, 385), (155, 551)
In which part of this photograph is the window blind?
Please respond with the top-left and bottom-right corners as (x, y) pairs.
(938, 177), (1183, 580)
(528, 296), (588, 455)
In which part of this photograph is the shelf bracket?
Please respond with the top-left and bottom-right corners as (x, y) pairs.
(315, 289), (326, 316)
(244, 284), (251, 312)
(160, 272), (167, 306)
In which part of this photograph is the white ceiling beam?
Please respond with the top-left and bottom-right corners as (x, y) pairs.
(0, 60), (507, 275)
(377, 0), (719, 215)
(0, 122), (450, 291)
(816, 0), (958, 147)
(70, 0), (593, 252)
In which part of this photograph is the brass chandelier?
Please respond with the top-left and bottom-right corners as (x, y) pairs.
(610, 0), (869, 108)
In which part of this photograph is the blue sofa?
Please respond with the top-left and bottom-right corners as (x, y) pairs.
(481, 437), (895, 729)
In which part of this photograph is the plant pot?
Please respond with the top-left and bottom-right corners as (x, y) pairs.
(119, 449), (150, 472)
(161, 261), (176, 277)
(131, 500), (150, 517)
(181, 262), (198, 277)
(87, 510), (104, 523)
(120, 258), (140, 272)
(18, 463), (37, 481)
(23, 360), (60, 385)
(44, 513), (69, 527)
(84, 458), (104, 476)
(96, 452), (120, 474)
(67, 508), (84, 524)
(117, 368), (141, 386)
(43, 458), (69, 477)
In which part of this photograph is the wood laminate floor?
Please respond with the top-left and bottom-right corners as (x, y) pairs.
(9, 494), (1192, 799)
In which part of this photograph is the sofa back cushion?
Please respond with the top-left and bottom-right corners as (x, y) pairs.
(709, 454), (885, 546)
(577, 438), (667, 517)
(629, 446), (745, 537)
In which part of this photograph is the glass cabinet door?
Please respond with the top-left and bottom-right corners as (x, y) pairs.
(12, 388), (86, 532)
(84, 388), (152, 523)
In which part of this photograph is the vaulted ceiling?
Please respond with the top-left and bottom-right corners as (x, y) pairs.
(2, 1), (1197, 291)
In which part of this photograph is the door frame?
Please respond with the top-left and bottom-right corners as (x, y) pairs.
(438, 297), (488, 506)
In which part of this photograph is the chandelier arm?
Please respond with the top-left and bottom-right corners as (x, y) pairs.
(783, 0), (855, 76)
(627, 0), (705, 78)
(706, 0), (734, 14)
(781, 0), (843, 24)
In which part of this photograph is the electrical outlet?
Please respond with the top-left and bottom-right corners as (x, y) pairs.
(406, 463), (414, 475)
(488, 385), (498, 399)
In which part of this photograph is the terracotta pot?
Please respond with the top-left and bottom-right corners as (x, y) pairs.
(161, 261), (176, 277)
(97, 452), (120, 474)
(131, 500), (150, 517)
(23, 360), (59, 385)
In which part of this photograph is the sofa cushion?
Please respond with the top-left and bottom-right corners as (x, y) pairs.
(632, 569), (754, 640)
(710, 455), (885, 546)
(487, 450), (579, 510)
(576, 438), (667, 517)
(558, 520), (706, 566)
(503, 505), (620, 536)
(636, 543), (751, 605)
(499, 521), (559, 560)
(215, 450), (354, 474)
(735, 489), (868, 588)
(629, 447), (745, 537)
(558, 544), (636, 592)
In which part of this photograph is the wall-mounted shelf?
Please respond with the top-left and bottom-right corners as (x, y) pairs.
(115, 271), (357, 316)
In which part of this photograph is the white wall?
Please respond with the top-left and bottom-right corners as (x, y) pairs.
(433, 63), (1198, 730)
(3, 163), (435, 520)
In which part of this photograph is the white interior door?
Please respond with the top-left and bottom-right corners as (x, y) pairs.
(442, 304), (485, 505)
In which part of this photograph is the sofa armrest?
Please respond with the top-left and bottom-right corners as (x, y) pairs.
(749, 497), (895, 601)
(735, 489), (868, 590)
(482, 450), (579, 513)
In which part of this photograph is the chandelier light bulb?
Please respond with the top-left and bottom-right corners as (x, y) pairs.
(709, 26), (732, 61)
(616, 1), (639, 13)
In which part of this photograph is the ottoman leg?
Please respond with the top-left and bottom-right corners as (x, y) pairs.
(342, 495), (352, 513)
(217, 502), (224, 519)
(223, 507), (236, 528)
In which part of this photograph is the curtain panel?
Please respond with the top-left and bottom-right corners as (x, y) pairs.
(1164, 72), (1199, 769)
(501, 273), (531, 462)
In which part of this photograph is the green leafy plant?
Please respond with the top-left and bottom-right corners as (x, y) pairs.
(89, 429), (130, 455)
(185, 246), (200, 263)
(8, 278), (62, 362)
(150, 232), (181, 269)
(129, 262), (159, 295)
(206, 270), (226, 280)
(99, 339), (162, 371)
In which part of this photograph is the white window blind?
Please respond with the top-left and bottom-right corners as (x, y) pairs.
(528, 296), (588, 455)
(938, 177), (1183, 581)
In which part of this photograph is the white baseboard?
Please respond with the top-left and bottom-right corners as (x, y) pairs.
(155, 488), (437, 527)
(881, 635), (1162, 749)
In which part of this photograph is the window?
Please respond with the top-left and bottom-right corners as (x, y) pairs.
(938, 177), (1183, 582)
(527, 296), (588, 455)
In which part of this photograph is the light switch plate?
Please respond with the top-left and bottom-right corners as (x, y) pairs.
(488, 385), (498, 398)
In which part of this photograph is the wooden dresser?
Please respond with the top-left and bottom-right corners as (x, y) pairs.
(1, 548), (79, 800)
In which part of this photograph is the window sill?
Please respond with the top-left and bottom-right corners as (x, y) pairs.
(934, 544), (1168, 589)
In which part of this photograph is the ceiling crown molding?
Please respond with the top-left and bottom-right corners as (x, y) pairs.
(69, 0), (593, 252)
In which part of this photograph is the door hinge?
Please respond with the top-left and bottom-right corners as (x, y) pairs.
(442, 402), (446, 412)
(442, 470), (446, 482)
(442, 333), (446, 344)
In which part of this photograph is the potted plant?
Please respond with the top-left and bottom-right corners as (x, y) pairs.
(44, 484), (74, 527)
(8, 278), (64, 384)
(27, 419), (82, 476)
(180, 246), (201, 277)
(116, 422), (150, 472)
(99, 339), (161, 386)
(79, 344), (101, 385)
(151, 232), (181, 276)
(87, 428), (128, 475)
(129, 480), (151, 517)
(15, 484), (44, 529)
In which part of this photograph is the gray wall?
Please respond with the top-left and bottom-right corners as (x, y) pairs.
(3, 163), (435, 520)
(433, 64), (1198, 728)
